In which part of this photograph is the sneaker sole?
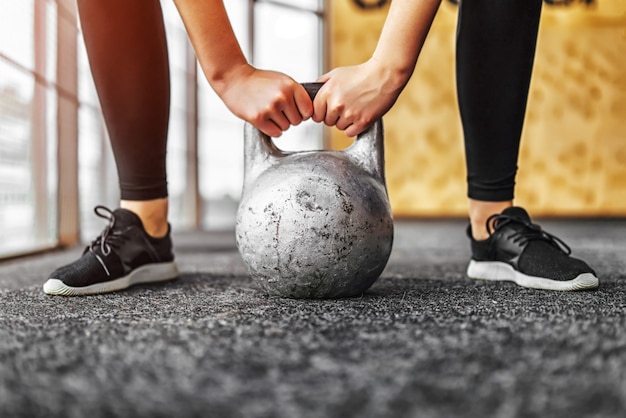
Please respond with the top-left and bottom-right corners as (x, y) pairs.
(42, 261), (179, 296)
(467, 260), (599, 291)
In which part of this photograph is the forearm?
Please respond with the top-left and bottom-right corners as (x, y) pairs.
(175, 0), (313, 137)
(372, 0), (441, 88)
(173, 0), (249, 96)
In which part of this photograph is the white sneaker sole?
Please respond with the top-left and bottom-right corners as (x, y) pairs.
(42, 261), (179, 296)
(467, 260), (599, 291)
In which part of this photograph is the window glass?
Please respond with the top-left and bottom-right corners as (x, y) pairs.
(45, 0), (57, 83)
(0, 0), (325, 255)
(77, 31), (119, 241)
(162, 0), (190, 229)
(0, 0), (35, 70)
(198, 76), (245, 230)
(0, 64), (36, 255)
(0, 0), (58, 257)
(261, 0), (322, 12)
(253, 2), (323, 152)
(198, 0), (325, 229)
(197, 0), (249, 230)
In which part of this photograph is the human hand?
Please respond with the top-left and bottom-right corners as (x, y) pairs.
(219, 65), (313, 137)
(312, 58), (407, 137)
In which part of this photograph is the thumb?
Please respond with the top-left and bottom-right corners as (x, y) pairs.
(294, 83), (313, 120)
(316, 72), (331, 83)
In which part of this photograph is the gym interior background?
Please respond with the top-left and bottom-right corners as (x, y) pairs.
(0, 0), (625, 259)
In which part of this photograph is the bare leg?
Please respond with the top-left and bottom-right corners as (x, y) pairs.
(468, 199), (512, 240)
(120, 199), (169, 238)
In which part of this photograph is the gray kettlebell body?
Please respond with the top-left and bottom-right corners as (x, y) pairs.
(235, 90), (393, 299)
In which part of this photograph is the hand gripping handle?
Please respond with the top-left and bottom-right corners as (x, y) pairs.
(243, 82), (386, 188)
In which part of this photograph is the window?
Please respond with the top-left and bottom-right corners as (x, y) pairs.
(0, 0), (326, 258)
(77, 29), (118, 240)
(199, 0), (326, 229)
(0, 0), (58, 257)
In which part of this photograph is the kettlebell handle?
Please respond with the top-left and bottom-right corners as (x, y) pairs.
(243, 82), (386, 189)
(302, 82), (324, 101)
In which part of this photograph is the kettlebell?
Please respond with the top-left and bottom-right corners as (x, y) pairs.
(235, 82), (394, 299)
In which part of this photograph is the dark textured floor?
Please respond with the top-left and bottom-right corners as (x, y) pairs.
(1, 219), (625, 418)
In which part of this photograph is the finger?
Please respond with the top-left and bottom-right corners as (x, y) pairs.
(324, 110), (340, 127)
(282, 97), (305, 126)
(293, 84), (313, 120)
(316, 72), (331, 83)
(344, 123), (367, 138)
(312, 93), (327, 123)
(258, 121), (282, 138)
(336, 117), (353, 131)
(270, 111), (291, 132)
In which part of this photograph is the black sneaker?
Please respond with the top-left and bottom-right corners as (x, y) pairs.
(466, 206), (598, 291)
(43, 206), (179, 296)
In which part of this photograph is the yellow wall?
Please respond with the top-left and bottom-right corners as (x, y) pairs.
(328, 0), (626, 217)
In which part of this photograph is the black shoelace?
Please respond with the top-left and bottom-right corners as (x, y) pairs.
(486, 213), (572, 255)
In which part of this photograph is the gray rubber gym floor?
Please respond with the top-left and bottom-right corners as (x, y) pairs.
(1, 219), (625, 418)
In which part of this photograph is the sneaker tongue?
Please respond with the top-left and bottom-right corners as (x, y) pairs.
(111, 208), (145, 230)
(500, 206), (531, 223)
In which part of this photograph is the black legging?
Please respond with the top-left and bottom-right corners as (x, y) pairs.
(457, 0), (543, 201)
(77, 0), (542, 203)
(77, 0), (170, 201)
